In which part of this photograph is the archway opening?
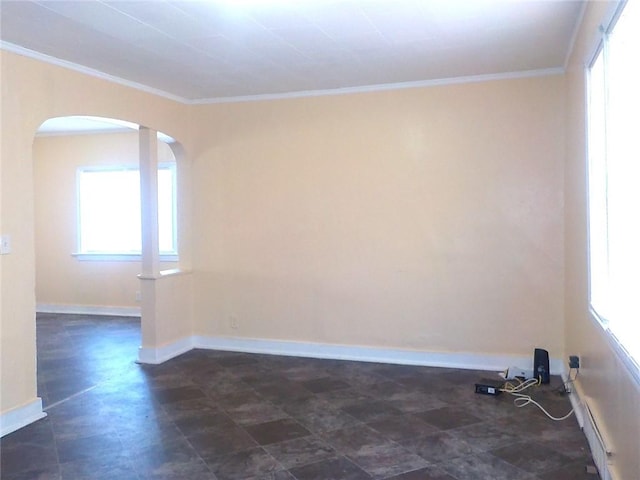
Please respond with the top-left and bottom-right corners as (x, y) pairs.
(33, 115), (180, 408)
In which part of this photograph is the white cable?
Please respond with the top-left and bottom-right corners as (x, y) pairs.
(508, 392), (575, 421)
(500, 377), (574, 421)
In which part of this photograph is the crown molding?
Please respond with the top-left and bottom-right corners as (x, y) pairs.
(2, 40), (564, 106)
(0, 41), (187, 103)
(193, 67), (565, 105)
(563, 0), (588, 70)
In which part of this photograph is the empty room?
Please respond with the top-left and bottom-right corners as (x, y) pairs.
(0, 1), (638, 479)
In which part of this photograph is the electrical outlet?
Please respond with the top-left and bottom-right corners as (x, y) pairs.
(569, 355), (580, 369)
(135, 291), (141, 302)
(229, 315), (238, 330)
(0, 235), (11, 255)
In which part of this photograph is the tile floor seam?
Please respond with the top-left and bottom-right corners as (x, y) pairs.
(0, 313), (599, 480)
(176, 422), (223, 480)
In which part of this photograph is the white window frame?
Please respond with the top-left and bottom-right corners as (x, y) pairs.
(586, 0), (640, 384)
(74, 163), (178, 262)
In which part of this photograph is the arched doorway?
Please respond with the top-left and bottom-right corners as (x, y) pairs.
(33, 115), (182, 408)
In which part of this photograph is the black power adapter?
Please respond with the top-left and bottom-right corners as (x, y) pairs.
(474, 378), (504, 396)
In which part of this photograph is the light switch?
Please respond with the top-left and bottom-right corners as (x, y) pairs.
(0, 235), (11, 254)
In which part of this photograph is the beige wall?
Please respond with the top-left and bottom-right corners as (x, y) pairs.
(564, 2), (640, 478)
(33, 132), (176, 310)
(3, 18), (638, 475)
(0, 50), (189, 415)
(190, 76), (566, 357)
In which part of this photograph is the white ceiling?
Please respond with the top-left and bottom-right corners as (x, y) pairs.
(0, 0), (585, 103)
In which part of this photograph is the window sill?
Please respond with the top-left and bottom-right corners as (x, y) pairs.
(72, 253), (179, 262)
(589, 308), (640, 388)
(138, 268), (191, 280)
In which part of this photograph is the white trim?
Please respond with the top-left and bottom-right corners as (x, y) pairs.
(194, 68), (565, 105)
(194, 336), (566, 373)
(36, 303), (141, 317)
(137, 336), (194, 364)
(71, 253), (178, 262)
(0, 41), (185, 103)
(603, 0), (629, 35)
(0, 398), (47, 438)
(137, 334), (564, 374)
(36, 127), (132, 137)
(138, 267), (191, 281)
(563, 1), (588, 69)
(589, 311), (640, 390)
(0, 40), (563, 105)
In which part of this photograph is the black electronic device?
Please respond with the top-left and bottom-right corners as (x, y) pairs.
(474, 378), (504, 396)
(533, 348), (550, 384)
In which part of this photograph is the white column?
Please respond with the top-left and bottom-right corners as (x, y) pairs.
(139, 126), (160, 278)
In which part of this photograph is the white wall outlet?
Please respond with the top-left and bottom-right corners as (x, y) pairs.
(0, 235), (11, 255)
(135, 291), (141, 302)
(229, 315), (239, 330)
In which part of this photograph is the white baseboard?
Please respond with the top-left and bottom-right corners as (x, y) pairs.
(137, 336), (194, 364)
(189, 335), (565, 374)
(37, 303), (140, 317)
(0, 398), (47, 437)
(138, 333), (565, 375)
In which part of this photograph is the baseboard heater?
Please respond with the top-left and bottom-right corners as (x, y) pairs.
(582, 398), (613, 480)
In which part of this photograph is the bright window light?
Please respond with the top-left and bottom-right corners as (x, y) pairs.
(588, 0), (640, 365)
(77, 164), (177, 257)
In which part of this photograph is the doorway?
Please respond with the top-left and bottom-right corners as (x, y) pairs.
(33, 116), (179, 408)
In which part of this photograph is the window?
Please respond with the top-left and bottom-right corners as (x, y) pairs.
(76, 164), (177, 260)
(587, 0), (640, 369)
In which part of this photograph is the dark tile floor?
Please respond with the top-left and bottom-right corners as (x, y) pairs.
(0, 313), (599, 480)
